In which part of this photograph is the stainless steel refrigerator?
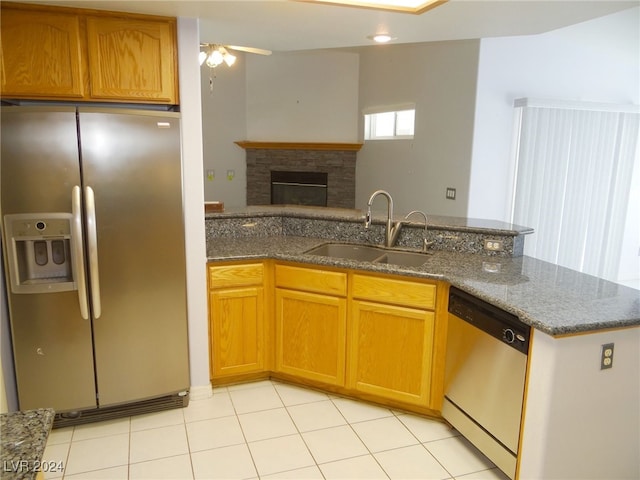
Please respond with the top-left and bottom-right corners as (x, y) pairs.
(1, 106), (190, 424)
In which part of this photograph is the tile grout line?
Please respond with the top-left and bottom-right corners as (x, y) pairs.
(393, 413), (459, 480)
(228, 381), (270, 479)
(270, 381), (325, 479)
(180, 407), (197, 480)
(326, 395), (392, 479)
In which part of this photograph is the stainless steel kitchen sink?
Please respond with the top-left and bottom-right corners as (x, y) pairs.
(304, 243), (385, 262)
(304, 243), (431, 267)
(373, 250), (432, 267)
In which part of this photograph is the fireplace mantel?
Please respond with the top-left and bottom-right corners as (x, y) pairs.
(235, 141), (363, 152)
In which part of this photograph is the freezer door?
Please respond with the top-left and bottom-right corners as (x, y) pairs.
(78, 109), (189, 406)
(0, 107), (97, 411)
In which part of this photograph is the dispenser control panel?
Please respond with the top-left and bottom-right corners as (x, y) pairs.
(3, 213), (77, 294)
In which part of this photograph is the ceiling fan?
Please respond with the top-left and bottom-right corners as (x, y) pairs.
(199, 43), (272, 68)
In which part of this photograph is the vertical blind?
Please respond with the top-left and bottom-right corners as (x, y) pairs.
(511, 98), (639, 281)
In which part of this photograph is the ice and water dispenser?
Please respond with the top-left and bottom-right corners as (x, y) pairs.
(4, 213), (77, 293)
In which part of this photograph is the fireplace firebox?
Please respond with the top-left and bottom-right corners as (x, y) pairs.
(271, 171), (328, 206)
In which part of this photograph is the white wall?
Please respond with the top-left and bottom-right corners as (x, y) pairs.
(356, 40), (480, 216)
(520, 327), (640, 479)
(469, 7), (640, 223)
(177, 18), (211, 398)
(246, 50), (359, 142)
(201, 56), (247, 208)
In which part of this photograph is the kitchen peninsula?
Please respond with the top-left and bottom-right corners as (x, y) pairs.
(206, 206), (639, 335)
(205, 206), (639, 480)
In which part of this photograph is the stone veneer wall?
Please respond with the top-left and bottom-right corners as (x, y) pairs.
(245, 148), (356, 208)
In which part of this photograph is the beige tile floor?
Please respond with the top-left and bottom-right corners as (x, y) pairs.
(43, 380), (510, 479)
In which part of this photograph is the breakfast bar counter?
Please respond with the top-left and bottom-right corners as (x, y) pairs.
(206, 234), (640, 336)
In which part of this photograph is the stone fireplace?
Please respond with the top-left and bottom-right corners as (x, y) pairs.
(236, 141), (362, 209)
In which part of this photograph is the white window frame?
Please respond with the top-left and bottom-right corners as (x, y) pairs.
(363, 104), (415, 140)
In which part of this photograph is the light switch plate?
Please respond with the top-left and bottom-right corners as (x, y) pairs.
(446, 187), (456, 200)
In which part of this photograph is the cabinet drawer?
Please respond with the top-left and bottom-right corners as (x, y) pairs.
(209, 263), (264, 288)
(275, 264), (347, 296)
(352, 274), (436, 310)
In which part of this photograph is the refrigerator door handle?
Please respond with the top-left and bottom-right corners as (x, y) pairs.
(71, 186), (90, 320)
(85, 186), (102, 319)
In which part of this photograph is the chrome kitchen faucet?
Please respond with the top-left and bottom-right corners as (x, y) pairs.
(365, 190), (431, 250)
(365, 189), (400, 247)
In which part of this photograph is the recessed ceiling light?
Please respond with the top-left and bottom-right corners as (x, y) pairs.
(368, 34), (396, 43)
(297, 0), (447, 15)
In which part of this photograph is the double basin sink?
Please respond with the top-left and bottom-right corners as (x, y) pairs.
(304, 243), (432, 267)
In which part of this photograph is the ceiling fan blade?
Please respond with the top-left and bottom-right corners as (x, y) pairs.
(226, 45), (272, 56)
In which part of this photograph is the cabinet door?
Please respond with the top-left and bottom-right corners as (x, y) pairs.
(210, 286), (264, 378)
(85, 16), (177, 103)
(275, 288), (347, 386)
(349, 300), (434, 406)
(0, 8), (86, 98)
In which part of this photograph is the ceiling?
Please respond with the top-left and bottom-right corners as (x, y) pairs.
(21, 1), (639, 52)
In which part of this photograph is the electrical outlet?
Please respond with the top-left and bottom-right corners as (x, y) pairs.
(601, 343), (614, 369)
(484, 239), (504, 251)
(446, 187), (456, 200)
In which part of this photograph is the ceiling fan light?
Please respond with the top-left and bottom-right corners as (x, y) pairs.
(198, 51), (207, 66)
(224, 52), (237, 67)
(206, 49), (224, 67)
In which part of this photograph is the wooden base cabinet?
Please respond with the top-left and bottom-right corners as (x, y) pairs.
(275, 265), (347, 387)
(348, 274), (437, 407)
(208, 263), (266, 379)
(206, 260), (445, 413)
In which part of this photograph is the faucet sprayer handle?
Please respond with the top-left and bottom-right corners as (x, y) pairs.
(422, 238), (435, 253)
(364, 208), (372, 228)
(404, 210), (428, 224)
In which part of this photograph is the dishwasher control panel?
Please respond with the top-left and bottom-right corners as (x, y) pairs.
(448, 287), (530, 355)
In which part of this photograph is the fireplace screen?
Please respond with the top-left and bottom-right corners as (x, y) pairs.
(271, 171), (328, 206)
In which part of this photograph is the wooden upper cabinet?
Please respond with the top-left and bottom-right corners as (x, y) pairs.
(0, 3), (179, 104)
(85, 16), (178, 103)
(0, 8), (86, 99)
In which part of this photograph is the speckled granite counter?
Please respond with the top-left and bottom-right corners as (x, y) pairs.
(206, 205), (534, 257)
(206, 234), (640, 336)
(1, 409), (55, 480)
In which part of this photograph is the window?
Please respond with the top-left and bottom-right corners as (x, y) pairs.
(510, 98), (639, 282)
(364, 106), (415, 140)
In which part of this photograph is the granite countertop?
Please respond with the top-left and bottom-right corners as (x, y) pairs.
(1, 409), (55, 480)
(207, 235), (640, 336)
(206, 205), (534, 236)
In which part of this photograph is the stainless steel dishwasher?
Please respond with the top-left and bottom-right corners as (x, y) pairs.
(443, 287), (530, 479)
